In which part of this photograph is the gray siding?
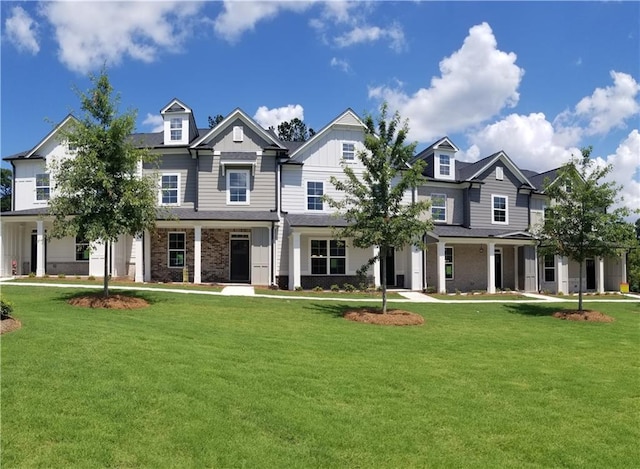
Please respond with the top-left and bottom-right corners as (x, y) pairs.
(418, 186), (465, 225)
(251, 227), (270, 285)
(469, 164), (529, 230)
(208, 118), (270, 152)
(144, 154), (197, 208)
(198, 154), (276, 210)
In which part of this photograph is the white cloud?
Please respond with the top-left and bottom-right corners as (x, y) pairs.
(41, 1), (203, 73)
(142, 113), (164, 133)
(330, 57), (351, 74)
(213, 1), (313, 43)
(253, 105), (305, 129)
(592, 130), (640, 215)
(5, 6), (39, 54)
(555, 71), (640, 137)
(335, 22), (405, 52)
(369, 22), (524, 142)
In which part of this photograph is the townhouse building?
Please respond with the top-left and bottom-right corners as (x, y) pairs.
(0, 100), (628, 294)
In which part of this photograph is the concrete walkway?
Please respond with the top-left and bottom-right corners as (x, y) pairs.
(221, 285), (255, 296)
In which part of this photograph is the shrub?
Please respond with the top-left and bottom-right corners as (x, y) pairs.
(295, 286), (303, 291)
(330, 284), (340, 292)
(343, 283), (356, 292)
(28, 272), (36, 278)
(58, 273), (66, 279)
(425, 286), (436, 294)
(268, 284), (279, 291)
(455, 289), (461, 295)
(312, 285), (323, 292)
(1, 298), (14, 319)
(88, 275), (96, 281)
(358, 282), (368, 292)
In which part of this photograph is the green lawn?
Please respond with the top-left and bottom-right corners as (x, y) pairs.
(2, 285), (639, 468)
(429, 292), (531, 301)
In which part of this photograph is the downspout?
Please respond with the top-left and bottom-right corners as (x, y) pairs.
(10, 161), (16, 211)
(188, 148), (199, 212)
(271, 220), (276, 286)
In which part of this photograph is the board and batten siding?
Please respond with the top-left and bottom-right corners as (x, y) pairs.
(468, 164), (529, 230)
(197, 154), (276, 211)
(145, 154), (197, 208)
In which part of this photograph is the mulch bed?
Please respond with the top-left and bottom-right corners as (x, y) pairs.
(343, 308), (424, 326)
(1, 317), (22, 334)
(68, 294), (149, 309)
(552, 310), (614, 322)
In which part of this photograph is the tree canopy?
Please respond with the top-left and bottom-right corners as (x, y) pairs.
(276, 118), (315, 142)
(324, 103), (432, 313)
(536, 146), (636, 310)
(0, 168), (11, 212)
(208, 114), (224, 128)
(49, 68), (158, 296)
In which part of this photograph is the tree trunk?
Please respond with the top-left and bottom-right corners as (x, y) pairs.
(103, 240), (110, 298)
(578, 259), (583, 312)
(380, 246), (387, 314)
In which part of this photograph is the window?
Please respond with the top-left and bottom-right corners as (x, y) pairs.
(68, 141), (77, 152)
(233, 126), (244, 142)
(160, 174), (179, 205)
(311, 240), (346, 275)
(170, 118), (182, 141)
(227, 169), (249, 204)
(431, 193), (446, 222)
(342, 142), (355, 161)
(496, 166), (504, 180)
(492, 195), (508, 224)
(307, 182), (323, 211)
(35, 173), (50, 201)
(168, 232), (186, 268)
(75, 237), (90, 261)
(544, 255), (555, 282)
(439, 155), (450, 176)
(445, 247), (454, 280)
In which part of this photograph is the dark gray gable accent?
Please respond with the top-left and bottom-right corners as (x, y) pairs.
(286, 213), (348, 227)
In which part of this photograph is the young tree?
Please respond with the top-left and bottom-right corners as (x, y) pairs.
(49, 69), (158, 297)
(0, 168), (12, 212)
(277, 118), (315, 142)
(324, 103), (432, 313)
(536, 146), (636, 311)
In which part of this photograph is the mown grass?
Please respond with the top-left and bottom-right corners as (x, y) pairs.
(256, 287), (404, 299)
(1, 285), (638, 468)
(429, 292), (530, 301)
(11, 277), (224, 292)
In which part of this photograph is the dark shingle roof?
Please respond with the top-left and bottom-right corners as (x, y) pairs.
(286, 213), (348, 227)
(158, 208), (279, 222)
(431, 225), (534, 239)
(527, 168), (559, 191)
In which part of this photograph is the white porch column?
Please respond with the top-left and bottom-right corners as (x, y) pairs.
(134, 234), (144, 283)
(556, 255), (564, 294)
(437, 241), (446, 294)
(18, 224), (24, 275)
(513, 246), (519, 291)
(194, 226), (202, 284)
(372, 246), (381, 287)
(144, 230), (151, 282)
(409, 244), (422, 290)
(289, 231), (301, 290)
(36, 220), (45, 277)
(621, 251), (627, 284)
(596, 257), (604, 293)
(486, 242), (496, 294)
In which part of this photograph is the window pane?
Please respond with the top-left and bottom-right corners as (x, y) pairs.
(169, 233), (185, 249)
(329, 240), (345, 257)
(311, 258), (327, 275)
(330, 257), (345, 274)
(342, 142), (355, 160)
(311, 240), (327, 257)
(169, 251), (184, 267)
(307, 182), (323, 210)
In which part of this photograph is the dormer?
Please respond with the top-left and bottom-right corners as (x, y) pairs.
(160, 98), (197, 146)
(414, 137), (459, 181)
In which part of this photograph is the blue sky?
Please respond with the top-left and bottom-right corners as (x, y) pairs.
(2, 1), (639, 210)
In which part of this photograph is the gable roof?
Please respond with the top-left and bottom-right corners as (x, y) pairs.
(190, 108), (285, 150)
(160, 98), (192, 114)
(459, 150), (535, 188)
(21, 114), (78, 159)
(416, 136), (459, 159)
(288, 108), (366, 160)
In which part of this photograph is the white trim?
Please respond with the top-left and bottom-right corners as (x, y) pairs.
(341, 141), (355, 162)
(229, 232), (251, 282)
(35, 172), (50, 202)
(305, 180), (324, 212)
(444, 246), (454, 280)
(496, 166), (504, 180)
(491, 194), (509, 225)
(226, 169), (251, 205)
(430, 193), (446, 222)
(233, 125), (244, 142)
(159, 173), (181, 206)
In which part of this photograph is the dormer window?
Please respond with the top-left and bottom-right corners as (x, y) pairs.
(439, 155), (451, 176)
(170, 118), (182, 141)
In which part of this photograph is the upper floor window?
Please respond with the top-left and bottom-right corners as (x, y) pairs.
(35, 173), (50, 201)
(227, 169), (250, 204)
(439, 155), (451, 176)
(307, 182), (324, 211)
(431, 193), (446, 222)
(160, 174), (179, 205)
(233, 126), (244, 142)
(492, 195), (508, 224)
(170, 118), (182, 141)
(168, 232), (186, 268)
(445, 247), (454, 280)
(342, 142), (355, 161)
(75, 237), (90, 261)
(310, 239), (346, 275)
(544, 254), (555, 282)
